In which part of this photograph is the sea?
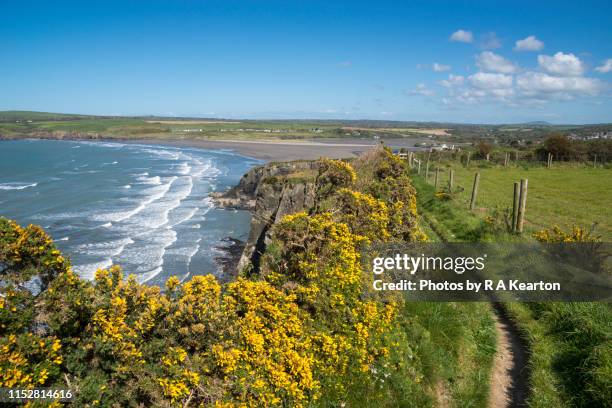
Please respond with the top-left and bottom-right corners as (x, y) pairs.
(0, 139), (260, 286)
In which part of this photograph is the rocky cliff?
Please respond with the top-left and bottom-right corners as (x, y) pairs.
(211, 161), (318, 273)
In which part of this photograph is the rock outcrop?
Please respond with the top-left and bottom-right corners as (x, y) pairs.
(211, 161), (319, 273)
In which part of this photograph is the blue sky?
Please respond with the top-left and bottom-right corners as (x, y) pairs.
(1, 0), (611, 123)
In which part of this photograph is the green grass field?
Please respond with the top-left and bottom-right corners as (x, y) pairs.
(420, 160), (612, 241)
(0, 111), (347, 140)
(411, 166), (612, 408)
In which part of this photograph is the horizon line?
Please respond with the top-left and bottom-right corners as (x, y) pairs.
(1, 110), (611, 127)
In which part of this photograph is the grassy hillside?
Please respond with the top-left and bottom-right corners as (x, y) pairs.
(410, 165), (612, 408)
(0, 110), (92, 122)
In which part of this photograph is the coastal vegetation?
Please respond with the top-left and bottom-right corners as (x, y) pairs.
(2, 147), (489, 407)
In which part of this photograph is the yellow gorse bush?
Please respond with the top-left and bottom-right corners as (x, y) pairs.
(0, 149), (425, 406)
(533, 225), (601, 243)
(0, 334), (63, 388)
(334, 188), (391, 241)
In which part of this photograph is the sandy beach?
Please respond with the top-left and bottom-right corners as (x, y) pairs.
(133, 137), (428, 162)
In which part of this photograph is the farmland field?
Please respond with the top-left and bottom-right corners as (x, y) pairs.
(411, 170), (612, 408)
(422, 161), (612, 240)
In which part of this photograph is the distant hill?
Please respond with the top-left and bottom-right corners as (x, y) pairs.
(522, 121), (552, 126)
(0, 111), (99, 122)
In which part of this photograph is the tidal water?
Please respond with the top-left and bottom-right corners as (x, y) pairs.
(0, 139), (259, 286)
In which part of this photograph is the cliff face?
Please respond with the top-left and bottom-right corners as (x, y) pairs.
(212, 161), (318, 273)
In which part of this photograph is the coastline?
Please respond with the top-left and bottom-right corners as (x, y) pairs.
(0, 138), (259, 283)
(1, 135), (427, 162)
(0, 136), (410, 278)
(119, 137), (415, 162)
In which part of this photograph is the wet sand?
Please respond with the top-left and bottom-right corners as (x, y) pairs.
(133, 137), (428, 162)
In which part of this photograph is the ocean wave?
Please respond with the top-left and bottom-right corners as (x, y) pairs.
(128, 228), (177, 283)
(78, 141), (125, 149)
(176, 162), (192, 175)
(0, 182), (38, 190)
(73, 258), (113, 280)
(30, 211), (84, 221)
(137, 175), (161, 185)
(139, 266), (163, 283)
(141, 147), (180, 160)
(192, 161), (213, 178)
(75, 237), (135, 258)
(150, 176), (193, 229)
(187, 239), (202, 271)
(98, 177), (177, 223)
(170, 206), (199, 227)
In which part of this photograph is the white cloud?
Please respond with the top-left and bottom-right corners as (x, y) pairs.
(450, 29), (473, 43)
(537, 52), (585, 76)
(409, 83), (435, 96)
(480, 32), (501, 49)
(476, 51), (519, 74)
(595, 58), (612, 73)
(516, 71), (604, 96)
(468, 72), (514, 89)
(439, 74), (465, 87)
(433, 63), (451, 72)
(489, 88), (515, 97)
(514, 35), (544, 51)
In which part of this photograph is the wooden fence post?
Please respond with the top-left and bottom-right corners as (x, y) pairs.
(417, 159), (421, 175)
(515, 151), (519, 161)
(486, 153), (490, 161)
(448, 169), (454, 192)
(516, 179), (528, 233)
(425, 161), (430, 182)
(466, 152), (471, 167)
(470, 172), (480, 210)
(547, 153), (552, 168)
(504, 152), (509, 167)
(512, 182), (520, 232)
(434, 168), (440, 190)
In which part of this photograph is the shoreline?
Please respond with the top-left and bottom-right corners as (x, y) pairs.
(121, 137), (423, 162)
(2, 135), (428, 162)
